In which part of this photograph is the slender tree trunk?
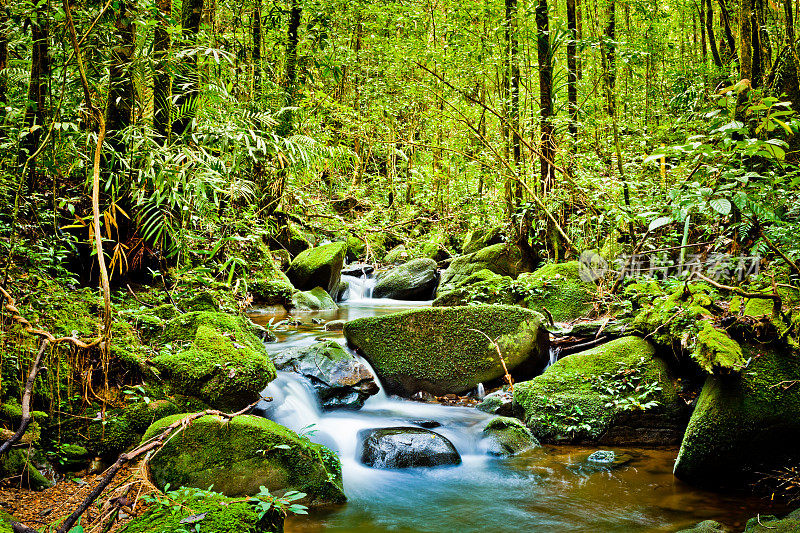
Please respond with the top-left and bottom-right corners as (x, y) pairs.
(0, 0), (8, 138)
(706, 0), (723, 67)
(252, 0), (261, 101)
(603, 0), (616, 116)
(567, 0), (578, 144)
(106, 1), (135, 153)
(718, 0), (737, 61)
(19, 5), (49, 191)
(172, 0), (204, 136)
(278, 0), (302, 137)
(740, 0), (754, 81)
(537, 0), (554, 192)
(153, 0), (171, 140)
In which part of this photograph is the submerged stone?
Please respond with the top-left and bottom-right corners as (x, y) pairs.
(343, 305), (550, 396)
(586, 450), (615, 464)
(357, 427), (461, 468)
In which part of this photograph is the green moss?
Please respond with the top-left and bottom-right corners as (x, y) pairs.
(0, 449), (51, 490)
(343, 305), (549, 395)
(432, 270), (512, 307)
(161, 311), (272, 349)
(182, 291), (221, 312)
(291, 287), (338, 311)
(674, 344), (800, 488)
(437, 243), (532, 294)
(373, 258), (438, 300)
(286, 242), (347, 293)
(674, 520), (728, 532)
(251, 279), (295, 306)
(0, 508), (18, 533)
(462, 225), (505, 255)
(385, 245), (410, 263)
(152, 324), (276, 410)
(694, 321), (746, 373)
(513, 336), (681, 443)
(482, 416), (539, 456)
(142, 414), (346, 505)
(514, 261), (597, 322)
(123, 488), (283, 533)
(744, 509), (800, 532)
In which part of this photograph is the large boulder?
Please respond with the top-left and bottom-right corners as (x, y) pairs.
(434, 261), (597, 322)
(286, 242), (347, 294)
(142, 414), (346, 506)
(152, 312), (276, 410)
(343, 305), (550, 396)
(462, 225), (506, 255)
(437, 243), (533, 295)
(674, 345), (800, 489)
(482, 416), (539, 456)
(357, 427), (461, 468)
(0, 449), (51, 490)
(373, 258), (439, 300)
(122, 487), (284, 533)
(513, 336), (685, 444)
(743, 509), (800, 532)
(273, 340), (380, 409)
(291, 287), (338, 311)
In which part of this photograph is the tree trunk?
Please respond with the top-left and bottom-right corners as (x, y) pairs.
(252, 0), (261, 102)
(603, 0), (616, 116)
(567, 0), (578, 143)
(537, 0), (555, 191)
(153, 0), (171, 140)
(106, 1), (135, 153)
(706, 0), (723, 67)
(278, 0), (302, 137)
(172, 0), (204, 136)
(740, 0), (754, 82)
(19, 5), (49, 191)
(718, 0), (737, 61)
(0, 0), (8, 137)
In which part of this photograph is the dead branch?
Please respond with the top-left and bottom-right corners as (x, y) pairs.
(468, 329), (514, 391)
(0, 339), (49, 456)
(692, 271), (783, 317)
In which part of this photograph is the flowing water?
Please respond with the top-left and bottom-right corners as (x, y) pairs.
(249, 284), (787, 533)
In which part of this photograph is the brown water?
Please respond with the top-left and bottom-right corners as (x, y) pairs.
(252, 299), (788, 533)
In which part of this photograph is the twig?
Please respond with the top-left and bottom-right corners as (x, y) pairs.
(0, 339), (49, 456)
(467, 329), (513, 391)
(126, 284), (155, 308)
(693, 271), (783, 317)
(540, 307), (555, 327)
(761, 229), (800, 279)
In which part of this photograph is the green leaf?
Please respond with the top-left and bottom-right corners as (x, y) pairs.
(648, 216), (673, 232)
(709, 198), (732, 216)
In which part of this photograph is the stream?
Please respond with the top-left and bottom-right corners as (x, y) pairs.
(249, 275), (784, 533)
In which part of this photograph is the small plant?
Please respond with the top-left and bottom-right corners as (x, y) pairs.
(122, 385), (151, 405)
(591, 357), (662, 411)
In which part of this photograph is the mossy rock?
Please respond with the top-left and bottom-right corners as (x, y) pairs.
(513, 336), (684, 444)
(674, 344), (800, 489)
(270, 221), (312, 257)
(161, 311), (274, 347)
(287, 242), (347, 294)
(182, 291), (221, 312)
(462, 225), (506, 255)
(432, 269), (513, 307)
(482, 416), (539, 456)
(122, 487), (284, 533)
(744, 509), (800, 532)
(250, 279), (295, 306)
(291, 287), (338, 311)
(373, 258), (439, 300)
(343, 305), (549, 395)
(512, 261), (597, 322)
(674, 520), (729, 532)
(384, 244), (410, 264)
(437, 243), (533, 295)
(0, 509), (18, 533)
(142, 414), (346, 505)
(694, 321), (746, 373)
(152, 324), (276, 410)
(0, 449), (51, 490)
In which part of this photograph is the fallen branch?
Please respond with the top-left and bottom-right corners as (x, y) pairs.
(0, 339), (49, 456)
(10, 400), (267, 533)
(468, 329), (513, 391)
(693, 271), (783, 317)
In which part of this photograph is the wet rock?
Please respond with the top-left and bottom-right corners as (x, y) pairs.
(587, 450), (616, 464)
(483, 417), (539, 456)
(143, 414), (346, 505)
(373, 258), (439, 300)
(410, 420), (441, 429)
(273, 340), (379, 409)
(437, 243), (534, 295)
(291, 287), (338, 311)
(567, 450), (635, 475)
(325, 319), (346, 331)
(513, 336), (685, 445)
(287, 242), (347, 294)
(743, 509), (800, 532)
(412, 391), (436, 402)
(476, 390), (515, 416)
(675, 520), (729, 533)
(674, 345), (800, 489)
(333, 279), (350, 302)
(357, 427), (461, 468)
(344, 305), (550, 396)
(342, 263), (374, 277)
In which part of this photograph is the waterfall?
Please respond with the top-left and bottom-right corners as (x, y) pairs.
(544, 346), (561, 370)
(341, 273), (377, 302)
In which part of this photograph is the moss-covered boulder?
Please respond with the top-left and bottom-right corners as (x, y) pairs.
(122, 487), (284, 533)
(287, 242), (347, 294)
(0, 509), (18, 533)
(482, 416), (539, 456)
(343, 305), (549, 395)
(153, 312), (277, 409)
(270, 221), (312, 257)
(432, 269), (514, 307)
(291, 287), (338, 311)
(744, 509), (800, 532)
(143, 414), (346, 505)
(0, 448), (51, 490)
(373, 258), (439, 300)
(384, 244), (410, 264)
(437, 243), (533, 295)
(462, 225), (506, 255)
(674, 520), (729, 533)
(513, 336), (685, 444)
(273, 340), (379, 409)
(674, 345), (800, 488)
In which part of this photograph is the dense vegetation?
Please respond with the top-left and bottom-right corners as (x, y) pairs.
(2, 0), (800, 529)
